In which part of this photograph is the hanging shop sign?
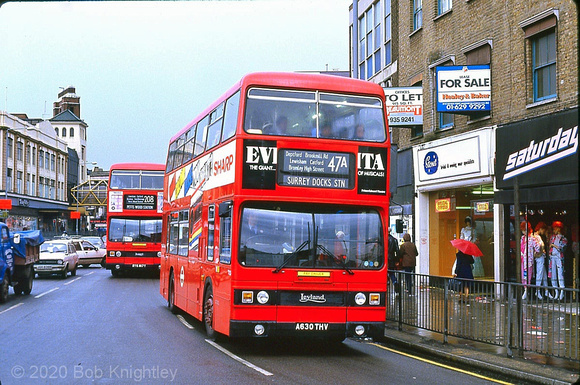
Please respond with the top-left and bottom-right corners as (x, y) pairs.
(384, 87), (423, 126)
(436, 65), (491, 113)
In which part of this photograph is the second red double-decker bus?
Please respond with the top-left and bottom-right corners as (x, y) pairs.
(105, 163), (164, 276)
(160, 72), (389, 341)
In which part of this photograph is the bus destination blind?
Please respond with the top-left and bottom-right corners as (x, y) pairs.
(278, 149), (354, 189)
(123, 194), (157, 210)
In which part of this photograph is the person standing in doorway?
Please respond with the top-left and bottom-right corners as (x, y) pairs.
(549, 221), (567, 301)
(399, 233), (418, 294)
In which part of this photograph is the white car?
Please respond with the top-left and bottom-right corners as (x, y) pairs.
(36, 240), (79, 279)
(72, 239), (106, 267)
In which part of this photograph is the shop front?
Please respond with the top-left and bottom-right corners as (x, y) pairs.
(495, 108), (578, 287)
(413, 127), (496, 279)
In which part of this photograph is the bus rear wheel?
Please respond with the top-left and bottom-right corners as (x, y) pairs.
(168, 272), (178, 314)
(203, 286), (217, 340)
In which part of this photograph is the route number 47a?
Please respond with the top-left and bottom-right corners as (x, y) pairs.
(327, 156), (348, 173)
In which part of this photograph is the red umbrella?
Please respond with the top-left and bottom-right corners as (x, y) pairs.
(450, 239), (483, 257)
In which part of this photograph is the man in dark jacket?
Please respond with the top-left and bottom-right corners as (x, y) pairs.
(388, 231), (400, 294)
(400, 233), (418, 293)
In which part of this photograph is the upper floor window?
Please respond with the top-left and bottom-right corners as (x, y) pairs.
(62, 127), (66, 137)
(7, 137), (13, 158)
(438, 0), (452, 16)
(358, 1), (382, 80)
(413, 0), (423, 31)
(69, 127), (74, 137)
(384, 0), (392, 66)
(532, 31), (556, 102)
(16, 141), (23, 161)
(26, 145), (31, 164)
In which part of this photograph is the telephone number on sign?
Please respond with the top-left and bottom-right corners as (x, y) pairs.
(444, 102), (488, 110)
(389, 116), (416, 123)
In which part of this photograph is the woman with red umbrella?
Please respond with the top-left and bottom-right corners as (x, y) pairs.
(450, 237), (483, 302)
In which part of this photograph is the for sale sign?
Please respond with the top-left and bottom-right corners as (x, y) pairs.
(436, 65), (491, 113)
(384, 87), (423, 126)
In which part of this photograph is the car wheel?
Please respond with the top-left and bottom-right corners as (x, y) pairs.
(0, 275), (9, 303)
(61, 266), (68, 279)
(100, 259), (106, 268)
(71, 264), (77, 276)
(203, 285), (217, 340)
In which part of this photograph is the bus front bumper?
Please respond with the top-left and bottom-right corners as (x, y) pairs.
(229, 320), (384, 340)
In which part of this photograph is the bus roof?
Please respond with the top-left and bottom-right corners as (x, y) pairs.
(170, 72), (385, 143)
(109, 163), (165, 171)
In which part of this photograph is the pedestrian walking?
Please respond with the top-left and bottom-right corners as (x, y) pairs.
(533, 222), (550, 299)
(399, 233), (418, 294)
(387, 230), (400, 294)
(460, 216), (484, 277)
(521, 221), (540, 300)
(452, 250), (474, 302)
(548, 221), (567, 300)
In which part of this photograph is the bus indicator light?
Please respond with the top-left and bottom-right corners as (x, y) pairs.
(242, 291), (254, 304)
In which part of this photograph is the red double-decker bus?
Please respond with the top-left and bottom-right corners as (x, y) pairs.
(105, 163), (164, 277)
(160, 72), (389, 341)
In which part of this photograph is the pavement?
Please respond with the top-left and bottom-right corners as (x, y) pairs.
(382, 321), (580, 385)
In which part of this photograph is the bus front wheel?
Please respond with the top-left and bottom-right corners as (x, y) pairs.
(203, 286), (217, 340)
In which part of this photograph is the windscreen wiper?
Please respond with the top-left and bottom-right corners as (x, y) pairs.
(316, 244), (354, 275)
(272, 239), (311, 273)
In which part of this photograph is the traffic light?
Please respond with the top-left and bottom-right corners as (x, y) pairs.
(395, 219), (404, 234)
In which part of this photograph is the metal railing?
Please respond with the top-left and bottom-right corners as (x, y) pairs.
(387, 272), (579, 361)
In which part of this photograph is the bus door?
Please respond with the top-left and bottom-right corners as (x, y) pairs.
(187, 202), (203, 318)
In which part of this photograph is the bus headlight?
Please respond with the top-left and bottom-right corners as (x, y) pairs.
(355, 325), (366, 336)
(354, 292), (366, 305)
(242, 291), (254, 304)
(256, 291), (269, 304)
(254, 324), (265, 336)
(369, 293), (380, 305)
(115, 251), (122, 257)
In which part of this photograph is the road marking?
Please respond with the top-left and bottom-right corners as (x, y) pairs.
(86, 272), (95, 276)
(370, 343), (514, 385)
(0, 302), (24, 315)
(35, 287), (59, 298)
(177, 314), (195, 329)
(64, 277), (82, 286)
(205, 339), (273, 376)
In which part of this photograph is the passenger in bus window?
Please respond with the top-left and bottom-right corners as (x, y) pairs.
(272, 116), (288, 135)
(320, 123), (333, 138)
(353, 124), (365, 140)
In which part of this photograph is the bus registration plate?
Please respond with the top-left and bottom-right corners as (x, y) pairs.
(131, 264), (146, 268)
(295, 322), (329, 331)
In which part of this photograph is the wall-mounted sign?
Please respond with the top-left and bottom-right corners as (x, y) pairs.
(475, 201), (491, 213)
(384, 87), (423, 126)
(417, 137), (481, 182)
(435, 198), (451, 212)
(436, 65), (491, 113)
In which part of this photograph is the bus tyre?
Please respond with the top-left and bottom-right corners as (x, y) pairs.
(1, 275), (9, 303)
(168, 272), (178, 314)
(203, 286), (217, 340)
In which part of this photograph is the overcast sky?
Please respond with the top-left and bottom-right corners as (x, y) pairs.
(0, 0), (351, 170)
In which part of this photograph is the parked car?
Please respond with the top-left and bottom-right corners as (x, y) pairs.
(36, 240), (79, 279)
(81, 236), (106, 250)
(72, 239), (106, 267)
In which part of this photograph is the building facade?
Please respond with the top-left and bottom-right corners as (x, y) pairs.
(0, 112), (69, 233)
(350, 0), (578, 286)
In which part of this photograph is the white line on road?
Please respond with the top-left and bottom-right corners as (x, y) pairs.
(64, 277), (82, 286)
(177, 314), (195, 329)
(86, 271), (95, 276)
(205, 339), (274, 376)
(35, 287), (59, 298)
(0, 302), (24, 315)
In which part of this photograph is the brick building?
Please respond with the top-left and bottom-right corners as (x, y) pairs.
(350, 0), (578, 285)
